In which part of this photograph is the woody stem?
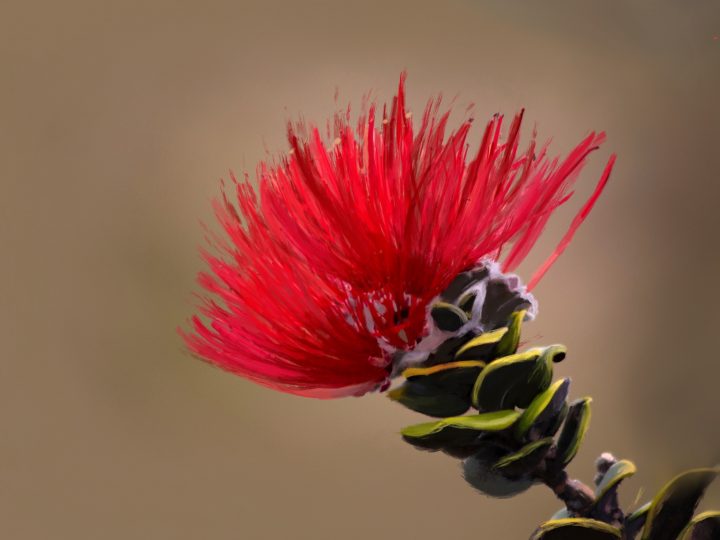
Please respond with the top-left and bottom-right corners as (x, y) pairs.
(536, 466), (597, 515)
(531, 445), (597, 516)
(532, 449), (625, 525)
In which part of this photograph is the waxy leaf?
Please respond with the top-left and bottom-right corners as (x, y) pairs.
(481, 278), (535, 329)
(457, 290), (477, 314)
(471, 345), (564, 411)
(679, 511), (720, 540)
(425, 332), (476, 365)
(454, 328), (508, 360)
(390, 361), (486, 417)
(402, 360), (486, 380)
(463, 443), (537, 497)
(515, 378), (571, 440)
(531, 518), (621, 540)
(388, 384), (472, 418)
(556, 397), (592, 466)
(493, 437), (554, 477)
(595, 459), (637, 502)
(440, 269), (487, 303)
(431, 302), (468, 331)
(401, 410), (520, 451)
(546, 402), (569, 439)
(624, 502), (651, 540)
(642, 468), (719, 540)
(495, 309), (526, 357)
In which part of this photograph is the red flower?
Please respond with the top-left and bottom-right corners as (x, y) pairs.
(182, 74), (615, 398)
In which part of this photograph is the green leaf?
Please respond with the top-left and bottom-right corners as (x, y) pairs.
(454, 328), (508, 360)
(679, 511), (720, 540)
(431, 302), (468, 332)
(495, 309), (526, 357)
(595, 459), (637, 502)
(402, 360), (487, 381)
(389, 361), (486, 417)
(493, 437), (554, 477)
(471, 345), (564, 411)
(440, 269), (483, 302)
(642, 468), (719, 540)
(481, 278), (534, 329)
(463, 444), (537, 498)
(515, 378), (571, 440)
(425, 333), (477, 365)
(388, 383), (472, 418)
(531, 518), (621, 539)
(401, 410), (520, 452)
(624, 502), (651, 539)
(457, 290), (477, 314)
(547, 402), (569, 439)
(402, 410), (520, 439)
(556, 397), (592, 466)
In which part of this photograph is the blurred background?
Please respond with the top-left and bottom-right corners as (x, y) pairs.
(2, 1), (720, 538)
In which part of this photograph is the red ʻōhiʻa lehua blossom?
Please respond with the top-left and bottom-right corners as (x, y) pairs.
(182, 74), (615, 399)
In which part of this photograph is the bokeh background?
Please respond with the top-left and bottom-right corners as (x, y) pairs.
(2, 1), (720, 538)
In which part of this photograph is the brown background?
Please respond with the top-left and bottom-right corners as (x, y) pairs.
(2, 1), (720, 538)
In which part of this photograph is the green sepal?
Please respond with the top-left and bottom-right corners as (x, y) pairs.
(401, 410), (520, 451)
(431, 302), (468, 332)
(594, 459), (637, 503)
(515, 378), (571, 440)
(556, 397), (592, 466)
(471, 345), (564, 411)
(531, 518), (621, 540)
(454, 328), (508, 360)
(389, 361), (485, 417)
(463, 443), (537, 498)
(495, 309), (526, 357)
(641, 467), (719, 540)
(678, 511), (720, 540)
(493, 437), (554, 477)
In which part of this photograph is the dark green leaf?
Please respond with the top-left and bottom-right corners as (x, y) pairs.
(424, 332), (476, 365)
(679, 511), (720, 540)
(401, 410), (520, 451)
(515, 378), (571, 440)
(624, 502), (651, 540)
(493, 437), (554, 477)
(546, 402), (569, 439)
(595, 459), (637, 502)
(481, 278), (535, 329)
(642, 468), (719, 540)
(389, 361), (485, 417)
(471, 345), (563, 411)
(454, 328), (507, 360)
(556, 397), (592, 466)
(531, 519), (621, 540)
(495, 309), (525, 357)
(458, 291), (477, 314)
(463, 443), (537, 498)
(388, 383), (471, 417)
(431, 302), (468, 332)
(440, 269), (486, 302)
(402, 360), (486, 382)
